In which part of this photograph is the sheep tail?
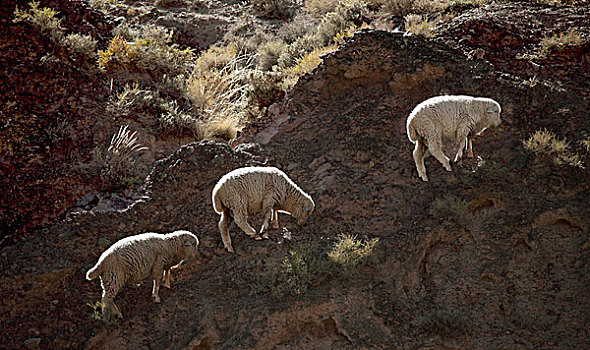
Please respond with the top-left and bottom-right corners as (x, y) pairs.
(407, 121), (418, 143)
(212, 191), (223, 214)
(86, 262), (103, 280)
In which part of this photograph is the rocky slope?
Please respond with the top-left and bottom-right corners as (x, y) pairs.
(1, 1), (589, 350)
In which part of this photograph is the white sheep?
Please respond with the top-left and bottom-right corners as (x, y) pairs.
(212, 166), (315, 253)
(406, 95), (502, 181)
(86, 230), (199, 321)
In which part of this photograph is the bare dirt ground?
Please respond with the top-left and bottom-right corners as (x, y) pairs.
(1, 1), (589, 349)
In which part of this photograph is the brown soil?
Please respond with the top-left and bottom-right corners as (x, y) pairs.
(1, 1), (589, 349)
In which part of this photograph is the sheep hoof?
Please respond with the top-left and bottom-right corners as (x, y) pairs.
(226, 246), (235, 253)
(153, 296), (161, 303)
(252, 234), (263, 240)
(261, 233), (269, 239)
(163, 282), (171, 289)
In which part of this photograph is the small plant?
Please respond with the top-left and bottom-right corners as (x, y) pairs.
(251, 0), (299, 19)
(108, 83), (162, 117)
(257, 40), (288, 71)
(328, 234), (378, 274)
(280, 241), (331, 296)
(518, 29), (582, 61)
(87, 301), (103, 321)
(157, 100), (199, 135)
(186, 47), (254, 138)
(404, 14), (435, 37)
(98, 27), (194, 77)
(62, 33), (98, 66)
(14, 1), (64, 44)
(540, 29), (582, 52)
(523, 129), (584, 168)
(278, 14), (318, 44)
(281, 44), (336, 88)
(97, 35), (138, 72)
(380, 0), (417, 17)
(430, 195), (468, 222)
(93, 125), (148, 190)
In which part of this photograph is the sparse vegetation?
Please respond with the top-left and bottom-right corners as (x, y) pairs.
(523, 128), (584, 168)
(540, 29), (582, 52)
(62, 33), (98, 66)
(186, 46), (253, 139)
(14, 1), (64, 44)
(251, 0), (300, 19)
(404, 14), (435, 37)
(518, 29), (583, 61)
(277, 241), (332, 296)
(328, 234), (378, 274)
(430, 195), (468, 222)
(93, 125), (148, 190)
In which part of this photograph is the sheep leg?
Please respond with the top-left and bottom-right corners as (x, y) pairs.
(467, 136), (474, 157)
(413, 139), (429, 182)
(151, 259), (164, 303)
(218, 210), (234, 253)
(259, 197), (276, 239)
(272, 209), (280, 229)
(427, 137), (452, 172)
(100, 273), (123, 320)
(233, 210), (262, 240)
(453, 126), (471, 162)
(163, 269), (171, 289)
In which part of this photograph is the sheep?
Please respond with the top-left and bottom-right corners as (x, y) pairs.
(85, 230), (199, 321)
(406, 95), (502, 181)
(212, 166), (315, 253)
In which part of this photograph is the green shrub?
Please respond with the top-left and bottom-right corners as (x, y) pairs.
(14, 1), (64, 44)
(98, 26), (194, 77)
(97, 35), (138, 72)
(280, 241), (332, 296)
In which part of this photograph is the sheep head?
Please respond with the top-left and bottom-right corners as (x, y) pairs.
(293, 196), (315, 226)
(484, 99), (502, 127)
(175, 231), (200, 259)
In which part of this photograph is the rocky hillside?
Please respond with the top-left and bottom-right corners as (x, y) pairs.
(1, 1), (589, 349)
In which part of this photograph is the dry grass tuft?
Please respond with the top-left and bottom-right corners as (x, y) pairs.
(328, 234), (379, 273)
(523, 129), (584, 168)
(93, 125), (148, 190)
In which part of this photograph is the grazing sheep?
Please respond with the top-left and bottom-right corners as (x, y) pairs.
(212, 166), (315, 253)
(406, 95), (502, 181)
(86, 230), (199, 321)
